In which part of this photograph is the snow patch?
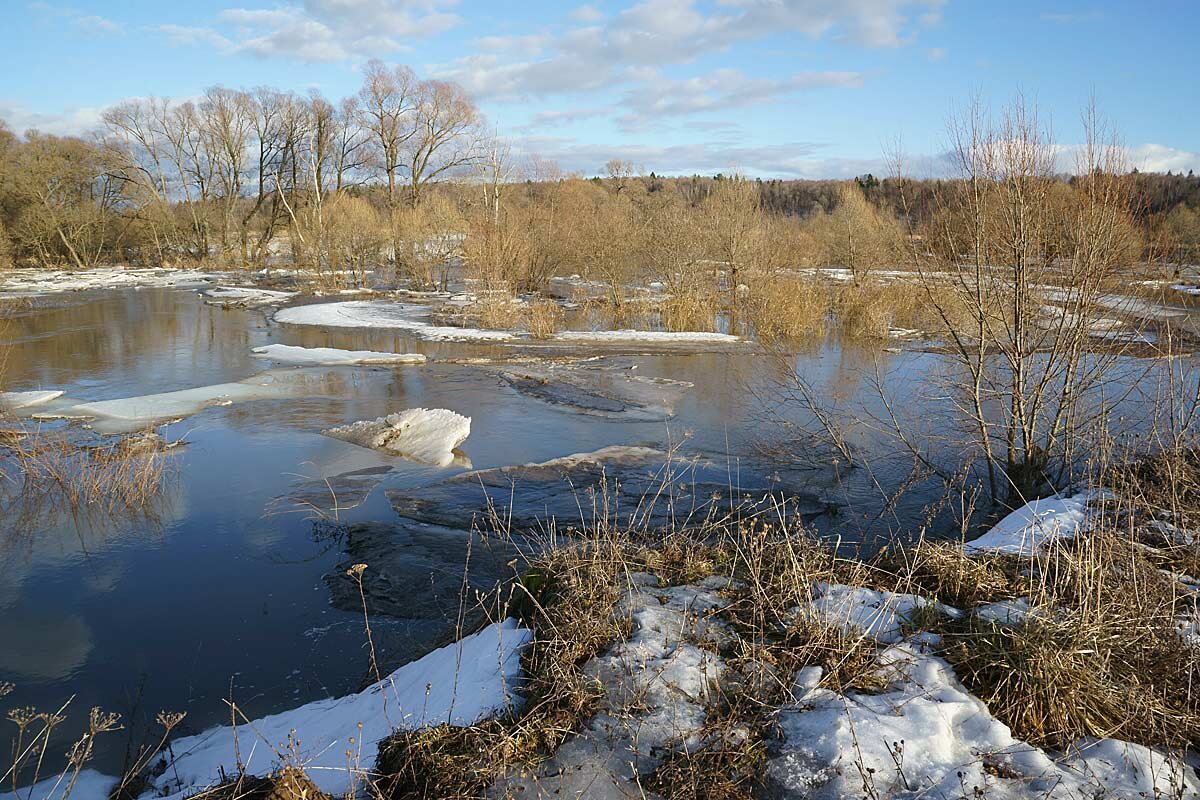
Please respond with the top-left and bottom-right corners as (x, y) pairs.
(804, 583), (960, 644)
(0, 267), (216, 297)
(324, 408), (471, 467)
(274, 301), (516, 341)
(963, 491), (1097, 557)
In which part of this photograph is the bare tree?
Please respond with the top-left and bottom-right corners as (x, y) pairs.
(403, 78), (480, 207)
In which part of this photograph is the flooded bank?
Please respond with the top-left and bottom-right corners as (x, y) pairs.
(1, 282), (1197, 781)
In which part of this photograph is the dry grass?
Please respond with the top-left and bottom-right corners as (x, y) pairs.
(0, 427), (174, 526)
(743, 276), (828, 342)
(833, 281), (894, 340)
(660, 287), (719, 333)
(522, 297), (563, 339)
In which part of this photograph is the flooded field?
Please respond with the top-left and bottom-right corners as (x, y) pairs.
(2, 282), (1198, 780)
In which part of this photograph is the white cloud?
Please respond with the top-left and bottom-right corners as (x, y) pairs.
(1124, 144), (1199, 174)
(0, 102), (106, 137)
(435, 0), (942, 99)
(155, 24), (233, 49)
(616, 68), (863, 130)
(569, 4), (605, 22)
(159, 0), (458, 62)
(29, 2), (123, 34)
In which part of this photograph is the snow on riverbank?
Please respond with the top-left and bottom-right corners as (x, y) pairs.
(0, 268), (217, 297)
(252, 343), (426, 366)
(274, 300), (745, 347)
(324, 408), (471, 466)
(963, 490), (1099, 556)
(767, 640), (1200, 799)
(2, 620), (531, 800)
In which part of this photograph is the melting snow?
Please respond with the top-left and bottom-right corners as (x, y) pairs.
(963, 491), (1097, 557)
(0, 268), (217, 297)
(274, 301), (516, 341)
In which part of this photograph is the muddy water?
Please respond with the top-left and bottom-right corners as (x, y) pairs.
(0, 286), (1193, 780)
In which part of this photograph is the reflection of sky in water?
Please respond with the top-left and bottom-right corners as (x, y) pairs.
(0, 286), (1196, 779)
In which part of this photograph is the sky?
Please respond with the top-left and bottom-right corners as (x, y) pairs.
(1, 0), (1197, 179)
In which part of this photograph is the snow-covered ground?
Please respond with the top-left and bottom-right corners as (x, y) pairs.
(324, 408), (471, 467)
(252, 343), (426, 366)
(2, 620), (531, 800)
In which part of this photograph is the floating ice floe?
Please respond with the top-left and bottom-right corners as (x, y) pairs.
(963, 490), (1098, 557)
(201, 285), (297, 307)
(24, 371), (314, 433)
(0, 390), (64, 409)
(252, 343), (426, 366)
(500, 364), (691, 420)
(1172, 283), (1200, 296)
(324, 408), (471, 467)
(275, 301), (517, 341)
(386, 445), (834, 533)
(275, 300), (745, 347)
(0, 267), (217, 297)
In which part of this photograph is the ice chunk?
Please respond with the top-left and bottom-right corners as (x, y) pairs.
(964, 491), (1097, 557)
(0, 390), (64, 409)
(0, 267), (217, 296)
(252, 343), (426, 366)
(324, 408), (470, 467)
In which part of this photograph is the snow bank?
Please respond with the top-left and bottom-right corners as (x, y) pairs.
(324, 408), (470, 467)
(963, 491), (1097, 557)
(252, 344), (426, 366)
(0, 390), (63, 409)
(0, 769), (117, 800)
(151, 619), (529, 800)
(274, 301), (516, 342)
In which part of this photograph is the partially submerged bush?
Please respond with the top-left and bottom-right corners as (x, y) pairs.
(743, 275), (828, 342)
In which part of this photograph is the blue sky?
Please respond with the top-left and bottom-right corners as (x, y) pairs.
(1, 0), (1197, 178)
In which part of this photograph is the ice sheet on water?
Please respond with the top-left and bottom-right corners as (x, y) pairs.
(275, 300), (746, 347)
(0, 390), (64, 409)
(201, 285), (297, 307)
(252, 343), (426, 365)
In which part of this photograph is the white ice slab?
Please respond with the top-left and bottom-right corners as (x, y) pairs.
(252, 344), (426, 366)
(324, 408), (471, 467)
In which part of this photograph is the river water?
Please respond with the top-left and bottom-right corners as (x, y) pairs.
(0, 284), (1195, 781)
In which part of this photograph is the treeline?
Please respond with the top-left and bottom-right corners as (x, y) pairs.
(1, 58), (1199, 277)
(0, 59), (479, 272)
